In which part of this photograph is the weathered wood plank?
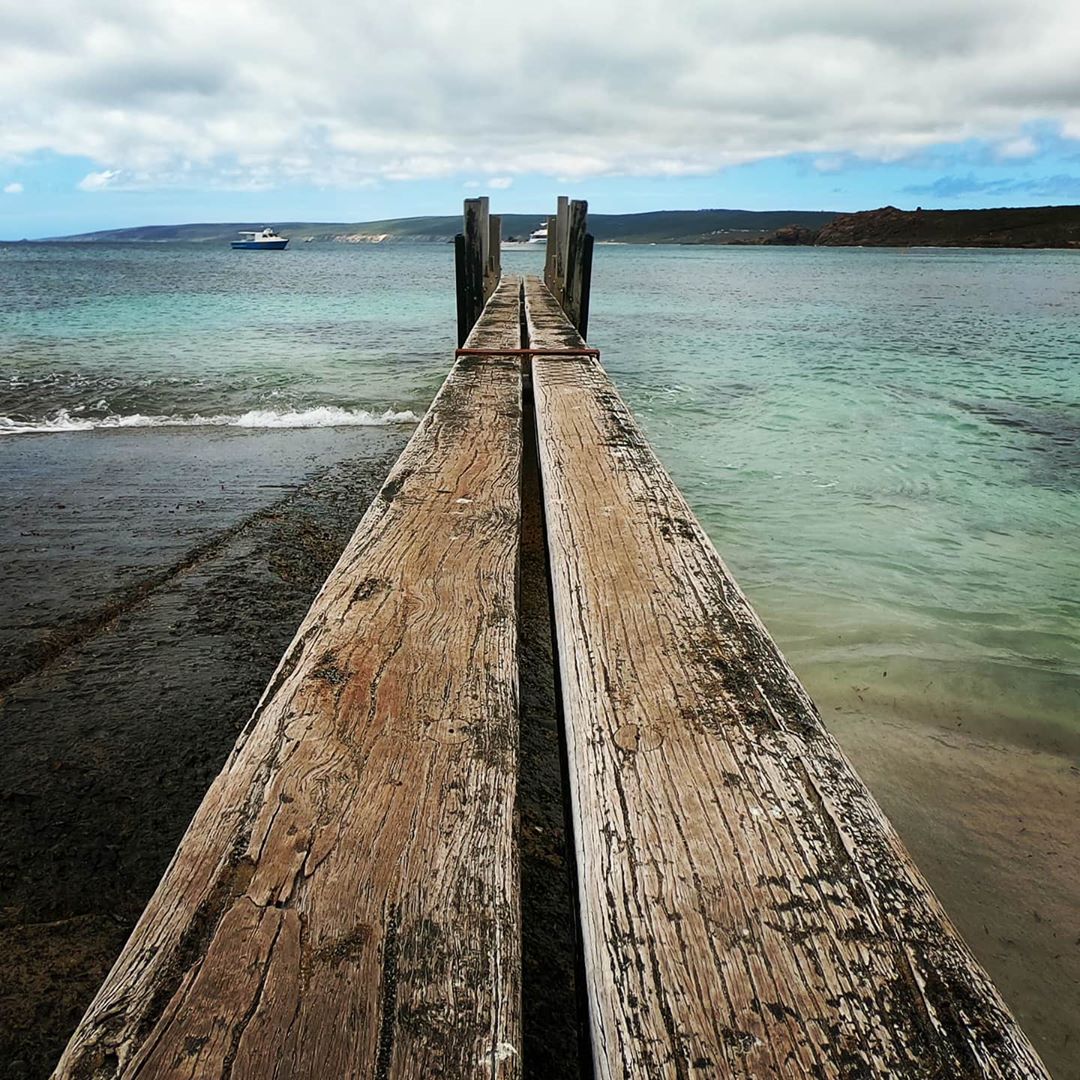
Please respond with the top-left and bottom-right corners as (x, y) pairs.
(524, 275), (1049, 1079)
(55, 277), (526, 1080)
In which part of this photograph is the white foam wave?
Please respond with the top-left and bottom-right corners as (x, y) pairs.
(0, 406), (421, 435)
(229, 406), (421, 428)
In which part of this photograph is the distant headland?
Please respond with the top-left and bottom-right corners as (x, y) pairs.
(742, 205), (1080, 249)
(35, 204), (1080, 249)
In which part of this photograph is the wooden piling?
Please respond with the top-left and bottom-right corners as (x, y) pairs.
(562, 199), (591, 336)
(478, 195), (490, 281)
(554, 196), (569, 303)
(487, 214), (502, 301)
(542, 214), (557, 293)
(457, 197), (489, 345)
(540, 197), (593, 337)
(577, 234), (593, 339)
(522, 274), (1049, 1080)
(54, 279), (527, 1080)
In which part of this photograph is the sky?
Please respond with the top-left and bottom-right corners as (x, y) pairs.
(2, 0), (1079, 238)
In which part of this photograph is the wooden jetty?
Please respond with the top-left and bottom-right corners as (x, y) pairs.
(55, 200), (1049, 1079)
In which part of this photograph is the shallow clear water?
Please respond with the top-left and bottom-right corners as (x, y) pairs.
(2, 240), (1078, 751)
(0, 242), (457, 429)
(588, 245), (1080, 754)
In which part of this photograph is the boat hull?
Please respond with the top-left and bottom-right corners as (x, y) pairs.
(230, 239), (289, 250)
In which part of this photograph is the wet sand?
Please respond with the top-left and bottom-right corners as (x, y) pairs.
(1, 426), (1076, 1078)
(831, 715), (1079, 1076)
(0, 426), (409, 1078)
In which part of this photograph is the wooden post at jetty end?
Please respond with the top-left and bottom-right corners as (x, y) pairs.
(455, 196), (491, 345)
(542, 214), (557, 289)
(522, 274), (1048, 1079)
(487, 213), (502, 301)
(562, 200), (592, 337)
(542, 196), (593, 337)
(54, 278), (525, 1080)
(555, 195), (569, 303)
(456, 200), (502, 346)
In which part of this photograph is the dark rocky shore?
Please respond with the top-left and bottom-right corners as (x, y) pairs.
(727, 203), (1080, 248)
(0, 428), (408, 1077)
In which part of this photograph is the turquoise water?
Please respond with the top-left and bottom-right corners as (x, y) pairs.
(0, 243), (456, 429)
(589, 245), (1080, 754)
(2, 240), (1078, 752)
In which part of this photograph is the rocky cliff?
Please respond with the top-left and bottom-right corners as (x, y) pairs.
(812, 204), (1080, 248)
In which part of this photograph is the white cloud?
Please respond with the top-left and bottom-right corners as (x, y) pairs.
(77, 169), (122, 191)
(487, 176), (513, 189)
(995, 135), (1038, 160)
(3, 181), (23, 194)
(1, 0), (1078, 189)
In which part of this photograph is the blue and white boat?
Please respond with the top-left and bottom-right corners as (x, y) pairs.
(231, 228), (289, 250)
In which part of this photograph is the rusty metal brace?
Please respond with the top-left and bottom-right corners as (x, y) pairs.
(454, 347), (600, 359)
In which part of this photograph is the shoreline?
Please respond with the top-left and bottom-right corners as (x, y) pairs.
(7, 238), (1080, 252)
(14, 203), (1080, 249)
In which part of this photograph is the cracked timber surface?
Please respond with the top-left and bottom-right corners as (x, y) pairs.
(52, 278), (526, 1080)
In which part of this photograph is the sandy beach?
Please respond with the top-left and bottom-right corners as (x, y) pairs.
(0, 423), (1076, 1078)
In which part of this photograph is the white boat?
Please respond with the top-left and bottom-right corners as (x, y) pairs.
(528, 222), (548, 244)
(231, 228), (289, 250)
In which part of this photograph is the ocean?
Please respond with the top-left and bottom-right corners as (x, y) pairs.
(2, 239), (1077, 756)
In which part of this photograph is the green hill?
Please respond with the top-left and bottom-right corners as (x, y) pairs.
(36, 204), (1080, 247)
(44, 209), (842, 246)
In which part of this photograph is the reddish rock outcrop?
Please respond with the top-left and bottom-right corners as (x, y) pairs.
(814, 205), (1080, 247)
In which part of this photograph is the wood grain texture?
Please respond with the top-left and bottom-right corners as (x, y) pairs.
(524, 275), (1049, 1080)
(54, 277), (525, 1080)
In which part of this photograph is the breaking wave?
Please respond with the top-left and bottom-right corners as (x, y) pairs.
(0, 405), (422, 435)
